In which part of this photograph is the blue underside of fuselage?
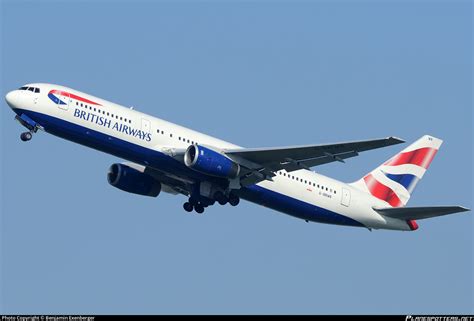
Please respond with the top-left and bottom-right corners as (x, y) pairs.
(14, 108), (364, 228)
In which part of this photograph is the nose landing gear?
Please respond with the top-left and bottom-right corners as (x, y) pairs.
(15, 114), (38, 142)
(20, 132), (33, 142)
(20, 131), (33, 142)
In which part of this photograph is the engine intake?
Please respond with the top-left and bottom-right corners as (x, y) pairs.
(184, 145), (240, 179)
(107, 163), (161, 197)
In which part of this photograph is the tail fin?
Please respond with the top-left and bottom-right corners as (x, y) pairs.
(351, 135), (443, 208)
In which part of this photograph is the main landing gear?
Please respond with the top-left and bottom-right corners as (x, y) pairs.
(228, 193), (240, 206)
(213, 191), (240, 207)
(183, 191), (240, 214)
(183, 199), (206, 214)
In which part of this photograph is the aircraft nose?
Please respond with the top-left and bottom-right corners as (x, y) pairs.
(5, 90), (18, 108)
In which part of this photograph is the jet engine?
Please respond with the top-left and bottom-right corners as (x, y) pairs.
(107, 163), (161, 197)
(184, 145), (240, 179)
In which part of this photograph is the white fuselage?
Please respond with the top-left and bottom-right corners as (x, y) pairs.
(5, 83), (412, 231)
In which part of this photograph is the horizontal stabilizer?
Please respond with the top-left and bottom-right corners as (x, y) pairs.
(374, 206), (470, 220)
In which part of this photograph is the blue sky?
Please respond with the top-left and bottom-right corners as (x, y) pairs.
(1, 0), (472, 314)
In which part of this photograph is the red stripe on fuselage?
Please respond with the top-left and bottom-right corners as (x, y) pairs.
(364, 174), (402, 207)
(384, 147), (437, 169)
(49, 90), (102, 106)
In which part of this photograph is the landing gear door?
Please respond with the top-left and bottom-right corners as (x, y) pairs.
(341, 188), (351, 207)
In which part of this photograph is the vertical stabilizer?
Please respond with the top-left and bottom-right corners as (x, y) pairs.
(351, 135), (443, 208)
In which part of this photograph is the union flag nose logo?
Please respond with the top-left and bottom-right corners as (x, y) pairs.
(48, 90), (67, 105)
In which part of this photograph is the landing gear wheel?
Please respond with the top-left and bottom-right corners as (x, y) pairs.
(194, 204), (205, 214)
(228, 194), (240, 207)
(183, 202), (193, 212)
(20, 132), (32, 142)
(214, 191), (228, 205)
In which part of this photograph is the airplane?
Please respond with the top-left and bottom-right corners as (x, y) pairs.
(5, 83), (469, 231)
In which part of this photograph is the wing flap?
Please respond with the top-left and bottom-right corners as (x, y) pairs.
(374, 206), (470, 220)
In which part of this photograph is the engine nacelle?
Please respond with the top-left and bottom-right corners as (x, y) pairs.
(184, 145), (240, 179)
(107, 163), (161, 197)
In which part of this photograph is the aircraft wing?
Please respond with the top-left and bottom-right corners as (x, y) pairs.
(374, 206), (470, 220)
(224, 136), (404, 186)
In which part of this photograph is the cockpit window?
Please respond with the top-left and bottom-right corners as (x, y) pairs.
(18, 86), (40, 93)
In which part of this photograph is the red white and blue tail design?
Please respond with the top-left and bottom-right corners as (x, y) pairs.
(351, 135), (443, 208)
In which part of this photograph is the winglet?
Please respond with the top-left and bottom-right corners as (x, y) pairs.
(387, 136), (405, 145)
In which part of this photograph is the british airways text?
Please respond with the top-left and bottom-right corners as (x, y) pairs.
(73, 108), (152, 141)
